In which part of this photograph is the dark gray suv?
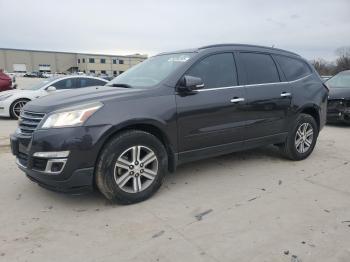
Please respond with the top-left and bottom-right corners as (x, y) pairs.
(10, 44), (328, 204)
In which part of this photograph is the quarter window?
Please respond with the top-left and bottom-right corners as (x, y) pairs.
(186, 53), (237, 88)
(274, 55), (311, 81)
(240, 53), (280, 85)
(79, 78), (106, 87)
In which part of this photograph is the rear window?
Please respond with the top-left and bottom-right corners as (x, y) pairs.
(240, 53), (280, 85)
(274, 55), (311, 81)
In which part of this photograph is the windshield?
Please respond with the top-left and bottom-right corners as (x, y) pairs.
(20, 77), (61, 90)
(107, 52), (195, 88)
(326, 72), (350, 88)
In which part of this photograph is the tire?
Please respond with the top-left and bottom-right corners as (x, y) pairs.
(10, 99), (30, 119)
(95, 130), (168, 204)
(280, 113), (319, 161)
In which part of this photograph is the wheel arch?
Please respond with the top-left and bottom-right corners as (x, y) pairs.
(96, 121), (177, 174)
(9, 97), (32, 117)
(299, 104), (320, 130)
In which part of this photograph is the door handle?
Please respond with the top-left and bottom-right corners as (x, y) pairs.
(280, 92), (292, 97)
(230, 97), (245, 103)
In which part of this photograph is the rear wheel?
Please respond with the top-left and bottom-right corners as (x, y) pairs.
(95, 130), (168, 204)
(280, 113), (319, 160)
(10, 99), (30, 119)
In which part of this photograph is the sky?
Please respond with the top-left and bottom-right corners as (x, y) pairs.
(0, 0), (349, 61)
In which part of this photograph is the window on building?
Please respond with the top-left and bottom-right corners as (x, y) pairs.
(113, 59), (117, 64)
(113, 70), (117, 75)
(274, 55), (312, 81)
(90, 70), (95, 74)
(119, 71), (124, 74)
(186, 53), (237, 88)
(240, 52), (280, 85)
(78, 59), (80, 63)
(101, 70), (106, 74)
(119, 60), (124, 64)
(82, 58), (85, 63)
(100, 59), (106, 64)
(89, 58), (95, 63)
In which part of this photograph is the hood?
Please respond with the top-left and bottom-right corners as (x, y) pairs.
(328, 87), (350, 100)
(24, 85), (146, 113)
(0, 88), (35, 97)
(0, 72), (11, 81)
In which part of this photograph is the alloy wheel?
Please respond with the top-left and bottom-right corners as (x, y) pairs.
(295, 123), (314, 154)
(114, 146), (158, 193)
(12, 100), (27, 118)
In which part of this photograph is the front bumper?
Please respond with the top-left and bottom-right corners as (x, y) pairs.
(10, 124), (111, 194)
(0, 100), (10, 117)
(327, 99), (350, 123)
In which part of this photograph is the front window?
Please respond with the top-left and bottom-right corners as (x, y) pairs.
(107, 53), (195, 88)
(326, 72), (350, 88)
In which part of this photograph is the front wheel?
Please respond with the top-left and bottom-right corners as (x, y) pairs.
(10, 99), (30, 119)
(95, 130), (168, 204)
(280, 113), (319, 161)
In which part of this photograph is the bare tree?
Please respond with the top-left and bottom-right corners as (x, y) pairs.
(335, 46), (350, 73)
(311, 58), (335, 76)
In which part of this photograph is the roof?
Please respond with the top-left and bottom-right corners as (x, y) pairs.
(157, 44), (300, 57)
(199, 44), (300, 57)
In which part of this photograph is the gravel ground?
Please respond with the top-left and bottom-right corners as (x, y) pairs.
(0, 119), (349, 262)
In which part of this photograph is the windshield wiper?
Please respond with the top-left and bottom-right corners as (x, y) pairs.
(108, 83), (132, 88)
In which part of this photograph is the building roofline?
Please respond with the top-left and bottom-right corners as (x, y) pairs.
(0, 47), (147, 59)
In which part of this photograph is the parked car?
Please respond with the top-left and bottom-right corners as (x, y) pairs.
(0, 70), (13, 92)
(0, 75), (108, 119)
(326, 70), (350, 124)
(23, 72), (46, 78)
(10, 44), (328, 204)
(321, 75), (332, 82)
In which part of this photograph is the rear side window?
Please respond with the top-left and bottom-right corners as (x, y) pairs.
(186, 53), (237, 88)
(274, 55), (311, 81)
(79, 78), (106, 88)
(240, 53), (280, 85)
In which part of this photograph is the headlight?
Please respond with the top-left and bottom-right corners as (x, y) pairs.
(0, 94), (12, 101)
(41, 102), (103, 129)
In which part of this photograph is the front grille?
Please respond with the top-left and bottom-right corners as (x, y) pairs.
(19, 111), (45, 136)
(32, 158), (48, 171)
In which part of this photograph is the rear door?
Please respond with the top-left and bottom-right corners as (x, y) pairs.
(236, 52), (292, 142)
(176, 52), (247, 160)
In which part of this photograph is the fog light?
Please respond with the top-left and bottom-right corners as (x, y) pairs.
(33, 151), (70, 158)
(51, 162), (64, 172)
(44, 159), (67, 174)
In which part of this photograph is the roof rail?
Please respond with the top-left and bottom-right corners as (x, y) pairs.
(198, 44), (300, 57)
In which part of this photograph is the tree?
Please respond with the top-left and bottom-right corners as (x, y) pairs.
(311, 58), (334, 76)
(335, 46), (350, 73)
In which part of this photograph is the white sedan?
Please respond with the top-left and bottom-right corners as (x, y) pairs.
(0, 75), (108, 119)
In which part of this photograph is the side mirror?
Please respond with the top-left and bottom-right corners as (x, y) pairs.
(46, 86), (57, 92)
(178, 75), (204, 92)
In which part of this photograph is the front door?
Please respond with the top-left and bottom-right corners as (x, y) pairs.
(176, 53), (247, 162)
